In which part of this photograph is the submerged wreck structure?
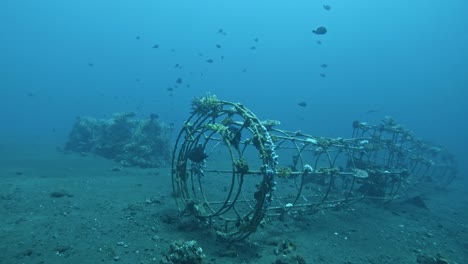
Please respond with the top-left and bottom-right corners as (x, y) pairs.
(65, 112), (171, 168)
(171, 95), (458, 242)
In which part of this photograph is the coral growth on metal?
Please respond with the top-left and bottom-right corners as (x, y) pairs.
(171, 95), (457, 242)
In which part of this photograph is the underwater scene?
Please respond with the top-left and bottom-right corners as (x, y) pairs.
(1, 0), (468, 263)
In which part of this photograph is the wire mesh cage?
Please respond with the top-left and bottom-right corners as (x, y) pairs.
(171, 95), (458, 242)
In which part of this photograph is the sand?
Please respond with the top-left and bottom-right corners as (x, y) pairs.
(1, 144), (467, 264)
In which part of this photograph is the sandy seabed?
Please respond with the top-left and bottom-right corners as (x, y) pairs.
(1, 144), (467, 264)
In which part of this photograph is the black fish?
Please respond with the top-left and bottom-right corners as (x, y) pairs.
(320, 64), (328, 68)
(298, 102), (307, 107)
(323, 5), (331, 11)
(250, 46), (256, 50)
(320, 73), (326, 78)
(206, 59), (214, 63)
(176, 78), (182, 84)
(188, 144), (208, 162)
(88, 62), (94, 67)
(312, 26), (327, 35)
(167, 87), (174, 91)
(253, 37), (259, 42)
(152, 44), (159, 48)
(150, 113), (159, 121)
(218, 28), (227, 35)
(216, 44), (221, 48)
(316, 40), (322, 45)
(136, 36), (141, 40)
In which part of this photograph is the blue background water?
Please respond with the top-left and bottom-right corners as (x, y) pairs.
(2, 0), (467, 177)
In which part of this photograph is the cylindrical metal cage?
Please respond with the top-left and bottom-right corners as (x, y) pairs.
(171, 95), (458, 242)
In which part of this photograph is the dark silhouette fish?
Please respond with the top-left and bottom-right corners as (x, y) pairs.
(152, 44), (159, 48)
(150, 113), (159, 121)
(176, 78), (182, 84)
(216, 44), (221, 48)
(206, 59), (214, 63)
(312, 26), (327, 35)
(320, 73), (326, 78)
(323, 5), (331, 11)
(366, 109), (379, 114)
(320, 64), (328, 68)
(298, 102), (307, 107)
(218, 28), (227, 36)
(188, 144), (208, 163)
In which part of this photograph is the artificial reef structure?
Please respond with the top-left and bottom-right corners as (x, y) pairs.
(65, 112), (171, 168)
(171, 94), (458, 242)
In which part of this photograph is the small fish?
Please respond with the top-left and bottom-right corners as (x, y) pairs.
(220, 55), (224, 60)
(167, 87), (174, 91)
(206, 59), (214, 63)
(298, 102), (307, 107)
(320, 64), (328, 68)
(250, 46), (256, 50)
(216, 44), (221, 48)
(152, 44), (159, 48)
(150, 113), (159, 120)
(136, 36), (141, 40)
(316, 40), (322, 45)
(136, 78), (141, 82)
(176, 78), (182, 84)
(312, 26), (327, 35)
(320, 73), (326, 78)
(218, 28), (227, 35)
(88, 62), (94, 67)
(323, 5), (331, 11)
(366, 109), (379, 114)
(253, 37), (259, 42)
(174, 63), (180, 68)
(242, 68), (247, 73)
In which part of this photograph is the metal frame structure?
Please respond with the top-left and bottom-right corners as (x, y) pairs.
(171, 95), (458, 242)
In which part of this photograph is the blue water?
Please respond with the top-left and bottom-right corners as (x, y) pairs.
(2, 0), (467, 176)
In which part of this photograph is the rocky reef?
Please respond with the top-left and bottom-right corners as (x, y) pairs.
(161, 240), (205, 264)
(65, 112), (171, 168)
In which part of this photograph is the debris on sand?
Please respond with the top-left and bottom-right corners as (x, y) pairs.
(50, 190), (73, 198)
